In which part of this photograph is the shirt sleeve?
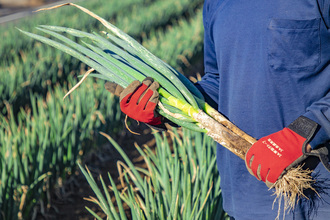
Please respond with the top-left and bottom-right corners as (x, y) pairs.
(318, 0), (330, 28)
(301, 1), (330, 148)
(304, 90), (330, 148)
(195, 1), (220, 109)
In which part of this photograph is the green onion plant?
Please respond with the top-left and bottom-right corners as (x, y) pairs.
(79, 129), (229, 220)
(19, 3), (256, 159)
(0, 76), (122, 219)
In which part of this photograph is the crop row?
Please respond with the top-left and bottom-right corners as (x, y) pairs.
(115, 0), (203, 37)
(0, 0), (204, 116)
(0, 0), (206, 219)
(0, 0), (203, 67)
(0, 45), (82, 115)
(0, 76), (122, 219)
(81, 128), (228, 219)
(1, 0), (151, 113)
(143, 7), (204, 71)
(0, 0), (156, 64)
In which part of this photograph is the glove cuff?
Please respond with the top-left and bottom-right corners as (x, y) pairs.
(279, 116), (320, 178)
(287, 116), (319, 144)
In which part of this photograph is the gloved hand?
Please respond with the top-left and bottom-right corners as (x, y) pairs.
(245, 116), (322, 187)
(105, 77), (162, 126)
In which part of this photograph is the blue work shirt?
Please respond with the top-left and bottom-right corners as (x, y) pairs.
(197, 0), (330, 219)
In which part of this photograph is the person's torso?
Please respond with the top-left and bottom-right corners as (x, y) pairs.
(203, 0), (330, 219)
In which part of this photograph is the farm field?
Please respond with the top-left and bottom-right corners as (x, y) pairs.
(0, 0), (227, 219)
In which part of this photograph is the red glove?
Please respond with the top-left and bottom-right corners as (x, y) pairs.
(245, 116), (319, 187)
(105, 77), (162, 126)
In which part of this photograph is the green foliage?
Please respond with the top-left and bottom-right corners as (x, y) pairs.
(0, 0), (207, 219)
(0, 0), (157, 113)
(80, 129), (229, 220)
(19, 2), (207, 129)
(0, 77), (122, 219)
(0, 0), (155, 64)
(0, 0), (204, 115)
(115, 0), (203, 36)
(143, 7), (204, 70)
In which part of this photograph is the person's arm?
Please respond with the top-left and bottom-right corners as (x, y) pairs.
(245, 1), (330, 186)
(305, 0), (330, 147)
(195, 74), (219, 110)
(194, 2), (220, 110)
(304, 91), (330, 148)
(246, 82), (330, 187)
(318, 0), (330, 29)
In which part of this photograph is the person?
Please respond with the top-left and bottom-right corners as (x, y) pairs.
(106, 0), (330, 219)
